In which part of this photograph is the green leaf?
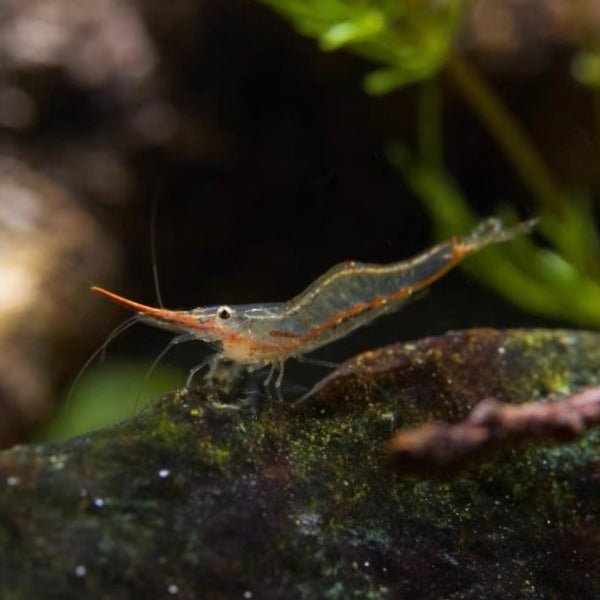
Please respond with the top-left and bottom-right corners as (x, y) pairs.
(364, 67), (420, 95)
(320, 10), (385, 50)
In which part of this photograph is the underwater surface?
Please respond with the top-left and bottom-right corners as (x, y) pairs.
(0, 328), (598, 598)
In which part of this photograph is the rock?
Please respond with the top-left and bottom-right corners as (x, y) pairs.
(0, 328), (598, 598)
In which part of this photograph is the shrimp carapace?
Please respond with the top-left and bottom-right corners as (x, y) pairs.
(92, 217), (536, 388)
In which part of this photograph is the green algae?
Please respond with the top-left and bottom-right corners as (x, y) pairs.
(0, 328), (599, 598)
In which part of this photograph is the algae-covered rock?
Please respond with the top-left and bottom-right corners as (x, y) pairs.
(0, 329), (599, 599)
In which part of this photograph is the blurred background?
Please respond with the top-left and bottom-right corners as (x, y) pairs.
(0, 0), (598, 445)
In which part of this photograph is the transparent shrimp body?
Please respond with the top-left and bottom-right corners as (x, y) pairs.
(91, 217), (536, 392)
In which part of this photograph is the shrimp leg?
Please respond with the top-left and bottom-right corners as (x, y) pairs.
(262, 361), (288, 401)
(295, 355), (340, 369)
(136, 332), (195, 409)
(263, 362), (278, 390)
(274, 359), (286, 402)
(144, 333), (194, 384)
(186, 356), (216, 388)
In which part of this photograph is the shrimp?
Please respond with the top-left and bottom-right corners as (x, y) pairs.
(91, 217), (536, 397)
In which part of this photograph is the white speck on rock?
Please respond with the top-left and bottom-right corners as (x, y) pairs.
(7, 476), (20, 486)
(296, 512), (322, 536)
(93, 498), (104, 508)
(158, 469), (170, 478)
(74, 565), (87, 577)
(167, 584), (179, 595)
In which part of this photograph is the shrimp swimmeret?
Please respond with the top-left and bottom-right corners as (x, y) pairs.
(92, 217), (535, 396)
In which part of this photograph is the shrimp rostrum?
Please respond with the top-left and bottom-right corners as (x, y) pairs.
(92, 217), (535, 397)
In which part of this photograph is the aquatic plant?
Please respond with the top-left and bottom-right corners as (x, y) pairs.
(258, 0), (600, 326)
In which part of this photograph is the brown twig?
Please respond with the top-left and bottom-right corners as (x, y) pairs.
(388, 386), (600, 477)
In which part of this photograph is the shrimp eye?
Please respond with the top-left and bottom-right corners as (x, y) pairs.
(217, 306), (232, 320)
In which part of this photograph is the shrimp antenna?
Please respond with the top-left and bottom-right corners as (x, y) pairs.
(66, 315), (140, 407)
(150, 185), (165, 309)
(133, 332), (196, 413)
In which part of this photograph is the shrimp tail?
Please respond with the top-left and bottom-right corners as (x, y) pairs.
(459, 217), (538, 253)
